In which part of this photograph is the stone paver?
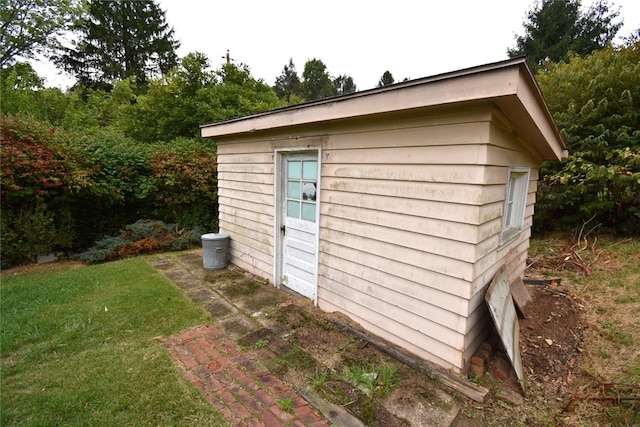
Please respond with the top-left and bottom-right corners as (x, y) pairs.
(164, 325), (330, 426)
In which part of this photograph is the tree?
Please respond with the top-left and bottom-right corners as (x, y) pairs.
(301, 58), (336, 101)
(121, 52), (217, 142)
(0, 62), (71, 125)
(273, 58), (302, 103)
(207, 62), (284, 121)
(58, 0), (179, 89)
(122, 56), (283, 142)
(534, 41), (640, 233)
(333, 74), (357, 95)
(0, 0), (82, 67)
(507, 0), (622, 69)
(377, 71), (395, 87)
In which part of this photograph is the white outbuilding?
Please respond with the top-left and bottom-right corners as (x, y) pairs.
(200, 58), (566, 374)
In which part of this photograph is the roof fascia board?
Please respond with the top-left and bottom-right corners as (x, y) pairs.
(200, 58), (566, 161)
(491, 65), (566, 161)
(201, 66), (521, 139)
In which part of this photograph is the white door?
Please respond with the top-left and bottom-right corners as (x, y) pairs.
(279, 153), (319, 300)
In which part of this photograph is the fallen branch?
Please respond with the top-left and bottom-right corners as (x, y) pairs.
(523, 278), (563, 286)
(570, 259), (592, 276)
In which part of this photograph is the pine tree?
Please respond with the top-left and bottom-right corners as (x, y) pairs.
(273, 58), (301, 103)
(59, 0), (179, 89)
(301, 58), (336, 101)
(333, 74), (357, 95)
(508, 0), (621, 70)
(377, 71), (395, 87)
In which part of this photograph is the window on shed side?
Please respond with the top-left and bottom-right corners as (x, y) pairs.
(501, 167), (530, 243)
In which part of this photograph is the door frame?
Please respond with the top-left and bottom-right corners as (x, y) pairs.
(274, 146), (322, 305)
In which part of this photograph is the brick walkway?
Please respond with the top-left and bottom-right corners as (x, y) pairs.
(164, 325), (330, 426)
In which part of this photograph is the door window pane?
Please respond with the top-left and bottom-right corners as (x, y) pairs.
(285, 157), (317, 222)
(287, 181), (300, 199)
(287, 200), (300, 218)
(302, 161), (317, 180)
(288, 161), (301, 179)
(302, 202), (316, 221)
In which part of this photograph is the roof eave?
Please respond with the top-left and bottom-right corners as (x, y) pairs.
(201, 58), (566, 161)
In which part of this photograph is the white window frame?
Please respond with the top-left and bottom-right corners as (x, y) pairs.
(501, 167), (530, 244)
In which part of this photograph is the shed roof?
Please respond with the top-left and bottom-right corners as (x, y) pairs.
(201, 58), (566, 161)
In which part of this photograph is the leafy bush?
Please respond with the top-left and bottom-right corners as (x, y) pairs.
(67, 129), (156, 245)
(535, 41), (640, 234)
(1, 114), (217, 265)
(149, 137), (218, 230)
(1, 115), (82, 264)
(78, 220), (201, 264)
(0, 202), (57, 266)
(0, 115), (84, 199)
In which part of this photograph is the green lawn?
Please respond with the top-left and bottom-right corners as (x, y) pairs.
(0, 258), (229, 426)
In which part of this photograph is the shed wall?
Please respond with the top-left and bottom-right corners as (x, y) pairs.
(462, 121), (540, 366)
(315, 110), (499, 371)
(215, 107), (541, 373)
(217, 140), (275, 279)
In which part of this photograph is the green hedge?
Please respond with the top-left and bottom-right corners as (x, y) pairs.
(0, 114), (217, 265)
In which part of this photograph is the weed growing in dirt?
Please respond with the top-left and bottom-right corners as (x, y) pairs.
(377, 364), (400, 395)
(344, 365), (378, 397)
(343, 362), (399, 398)
(339, 362), (400, 424)
(253, 339), (269, 349)
(307, 369), (330, 392)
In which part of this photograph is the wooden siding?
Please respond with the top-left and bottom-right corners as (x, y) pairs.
(458, 120), (542, 369)
(315, 111), (499, 370)
(217, 140), (275, 280)
(214, 107), (544, 374)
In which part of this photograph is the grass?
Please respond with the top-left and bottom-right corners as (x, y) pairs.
(0, 258), (229, 427)
(278, 397), (293, 413)
(308, 369), (330, 392)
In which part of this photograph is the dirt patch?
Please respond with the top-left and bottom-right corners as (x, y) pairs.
(519, 283), (586, 399)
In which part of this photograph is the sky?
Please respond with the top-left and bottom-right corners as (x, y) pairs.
(33, 0), (640, 91)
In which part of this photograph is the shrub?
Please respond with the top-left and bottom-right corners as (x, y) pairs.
(0, 115), (84, 199)
(78, 220), (201, 264)
(149, 138), (218, 231)
(0, 202), (57, 266)
(1, 115), (83, 264)
(1, 114), (217, 265)
(535, 42), (640, 234)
